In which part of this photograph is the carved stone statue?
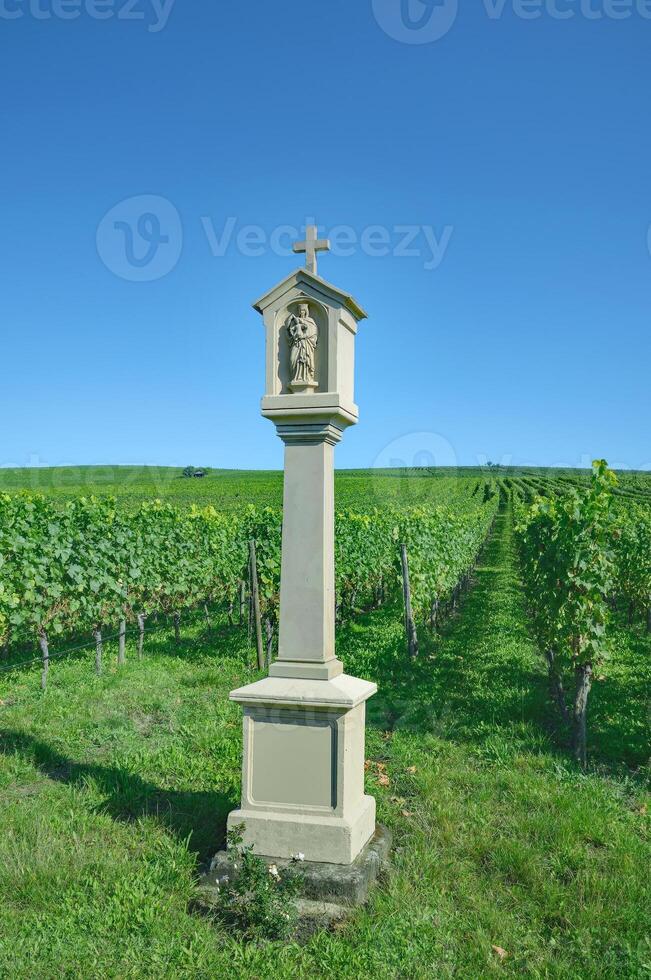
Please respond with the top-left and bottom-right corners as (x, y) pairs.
(286, 303), (318, 389)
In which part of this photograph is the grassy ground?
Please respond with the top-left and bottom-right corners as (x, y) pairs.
(0, 509), (649, 978)
(590, 613), (651, 770)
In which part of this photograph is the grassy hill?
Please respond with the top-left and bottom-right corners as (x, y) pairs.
(1, 464), (649, 512)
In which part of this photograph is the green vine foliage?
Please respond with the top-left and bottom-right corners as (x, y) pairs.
(0, 488), (498, 652)
(335, 508), (395, 614)
(241, 507), (282, 622)
(333, 500), (498, 622)
(0, 495), (249, 647)
(516, 460), (617, 673)
(612, 502), (651, 612)
(394, 503), (498, 623)
(0, 492), (74, 640)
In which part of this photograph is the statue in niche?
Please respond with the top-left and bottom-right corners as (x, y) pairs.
(286, 303), (318, 390)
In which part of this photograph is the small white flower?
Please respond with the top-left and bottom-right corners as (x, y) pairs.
(268, 864), (280, 879)
(292, 852), (305, 862)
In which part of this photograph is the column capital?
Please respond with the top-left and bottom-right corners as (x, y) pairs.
(276, 421), (344, 447)
(261, 394), (359, 437)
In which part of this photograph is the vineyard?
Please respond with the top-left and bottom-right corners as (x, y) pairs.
(0, 483), (498, 680)
(514, 462), (651, 765)
(0, 465), (649, 977)
(0, 464), (649, 760)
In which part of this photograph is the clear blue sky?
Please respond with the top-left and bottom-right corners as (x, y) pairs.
(1, 0), (649, 472)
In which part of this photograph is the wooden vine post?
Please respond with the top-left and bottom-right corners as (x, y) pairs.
(94, 629), (102, 675)
(137, 613), (145, 660)
(239, 579), (246, 625)
(39, 629), (49, 691)
(400, 543), (419, 658)
(248, 539), (265, 670)
(264, 617), (273, 667)
(173, 612), (181, 644)
(118, 619), (126, 665)
(204, 603), (213, 636)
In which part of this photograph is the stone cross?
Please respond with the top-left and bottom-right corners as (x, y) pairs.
(293, 224), (331, 276)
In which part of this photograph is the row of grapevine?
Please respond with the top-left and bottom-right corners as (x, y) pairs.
(335, 500), (498, 625)
(0, 495), (247, 651)
(515, 460), (650, 766)
(393, 503), (497, 626)
(515, 460), (616, 766)
(612, 501), (651, 628)
(0, 491), (497, 673)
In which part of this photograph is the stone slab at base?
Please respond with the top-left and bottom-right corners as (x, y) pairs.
(199, 825), (392, 910)
(227, 793), (376, 866)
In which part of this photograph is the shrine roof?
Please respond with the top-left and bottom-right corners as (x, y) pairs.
(252, 267), (367, 322)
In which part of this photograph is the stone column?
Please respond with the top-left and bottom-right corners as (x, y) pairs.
(270, 424), (341, 681)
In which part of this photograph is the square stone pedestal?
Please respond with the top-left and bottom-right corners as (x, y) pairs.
(227, 673), (377, 865)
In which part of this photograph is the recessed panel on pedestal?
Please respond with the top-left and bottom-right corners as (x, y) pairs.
(249, 710), (337, 810)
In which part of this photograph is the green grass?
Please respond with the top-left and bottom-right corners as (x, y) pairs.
(0, 506), (649, 977)
(590, 614), (651, 770)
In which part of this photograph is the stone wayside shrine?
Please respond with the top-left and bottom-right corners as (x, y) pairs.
(201, 228), (390, 915)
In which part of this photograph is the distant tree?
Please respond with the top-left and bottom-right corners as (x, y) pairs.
(182, 466), (196, 479)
